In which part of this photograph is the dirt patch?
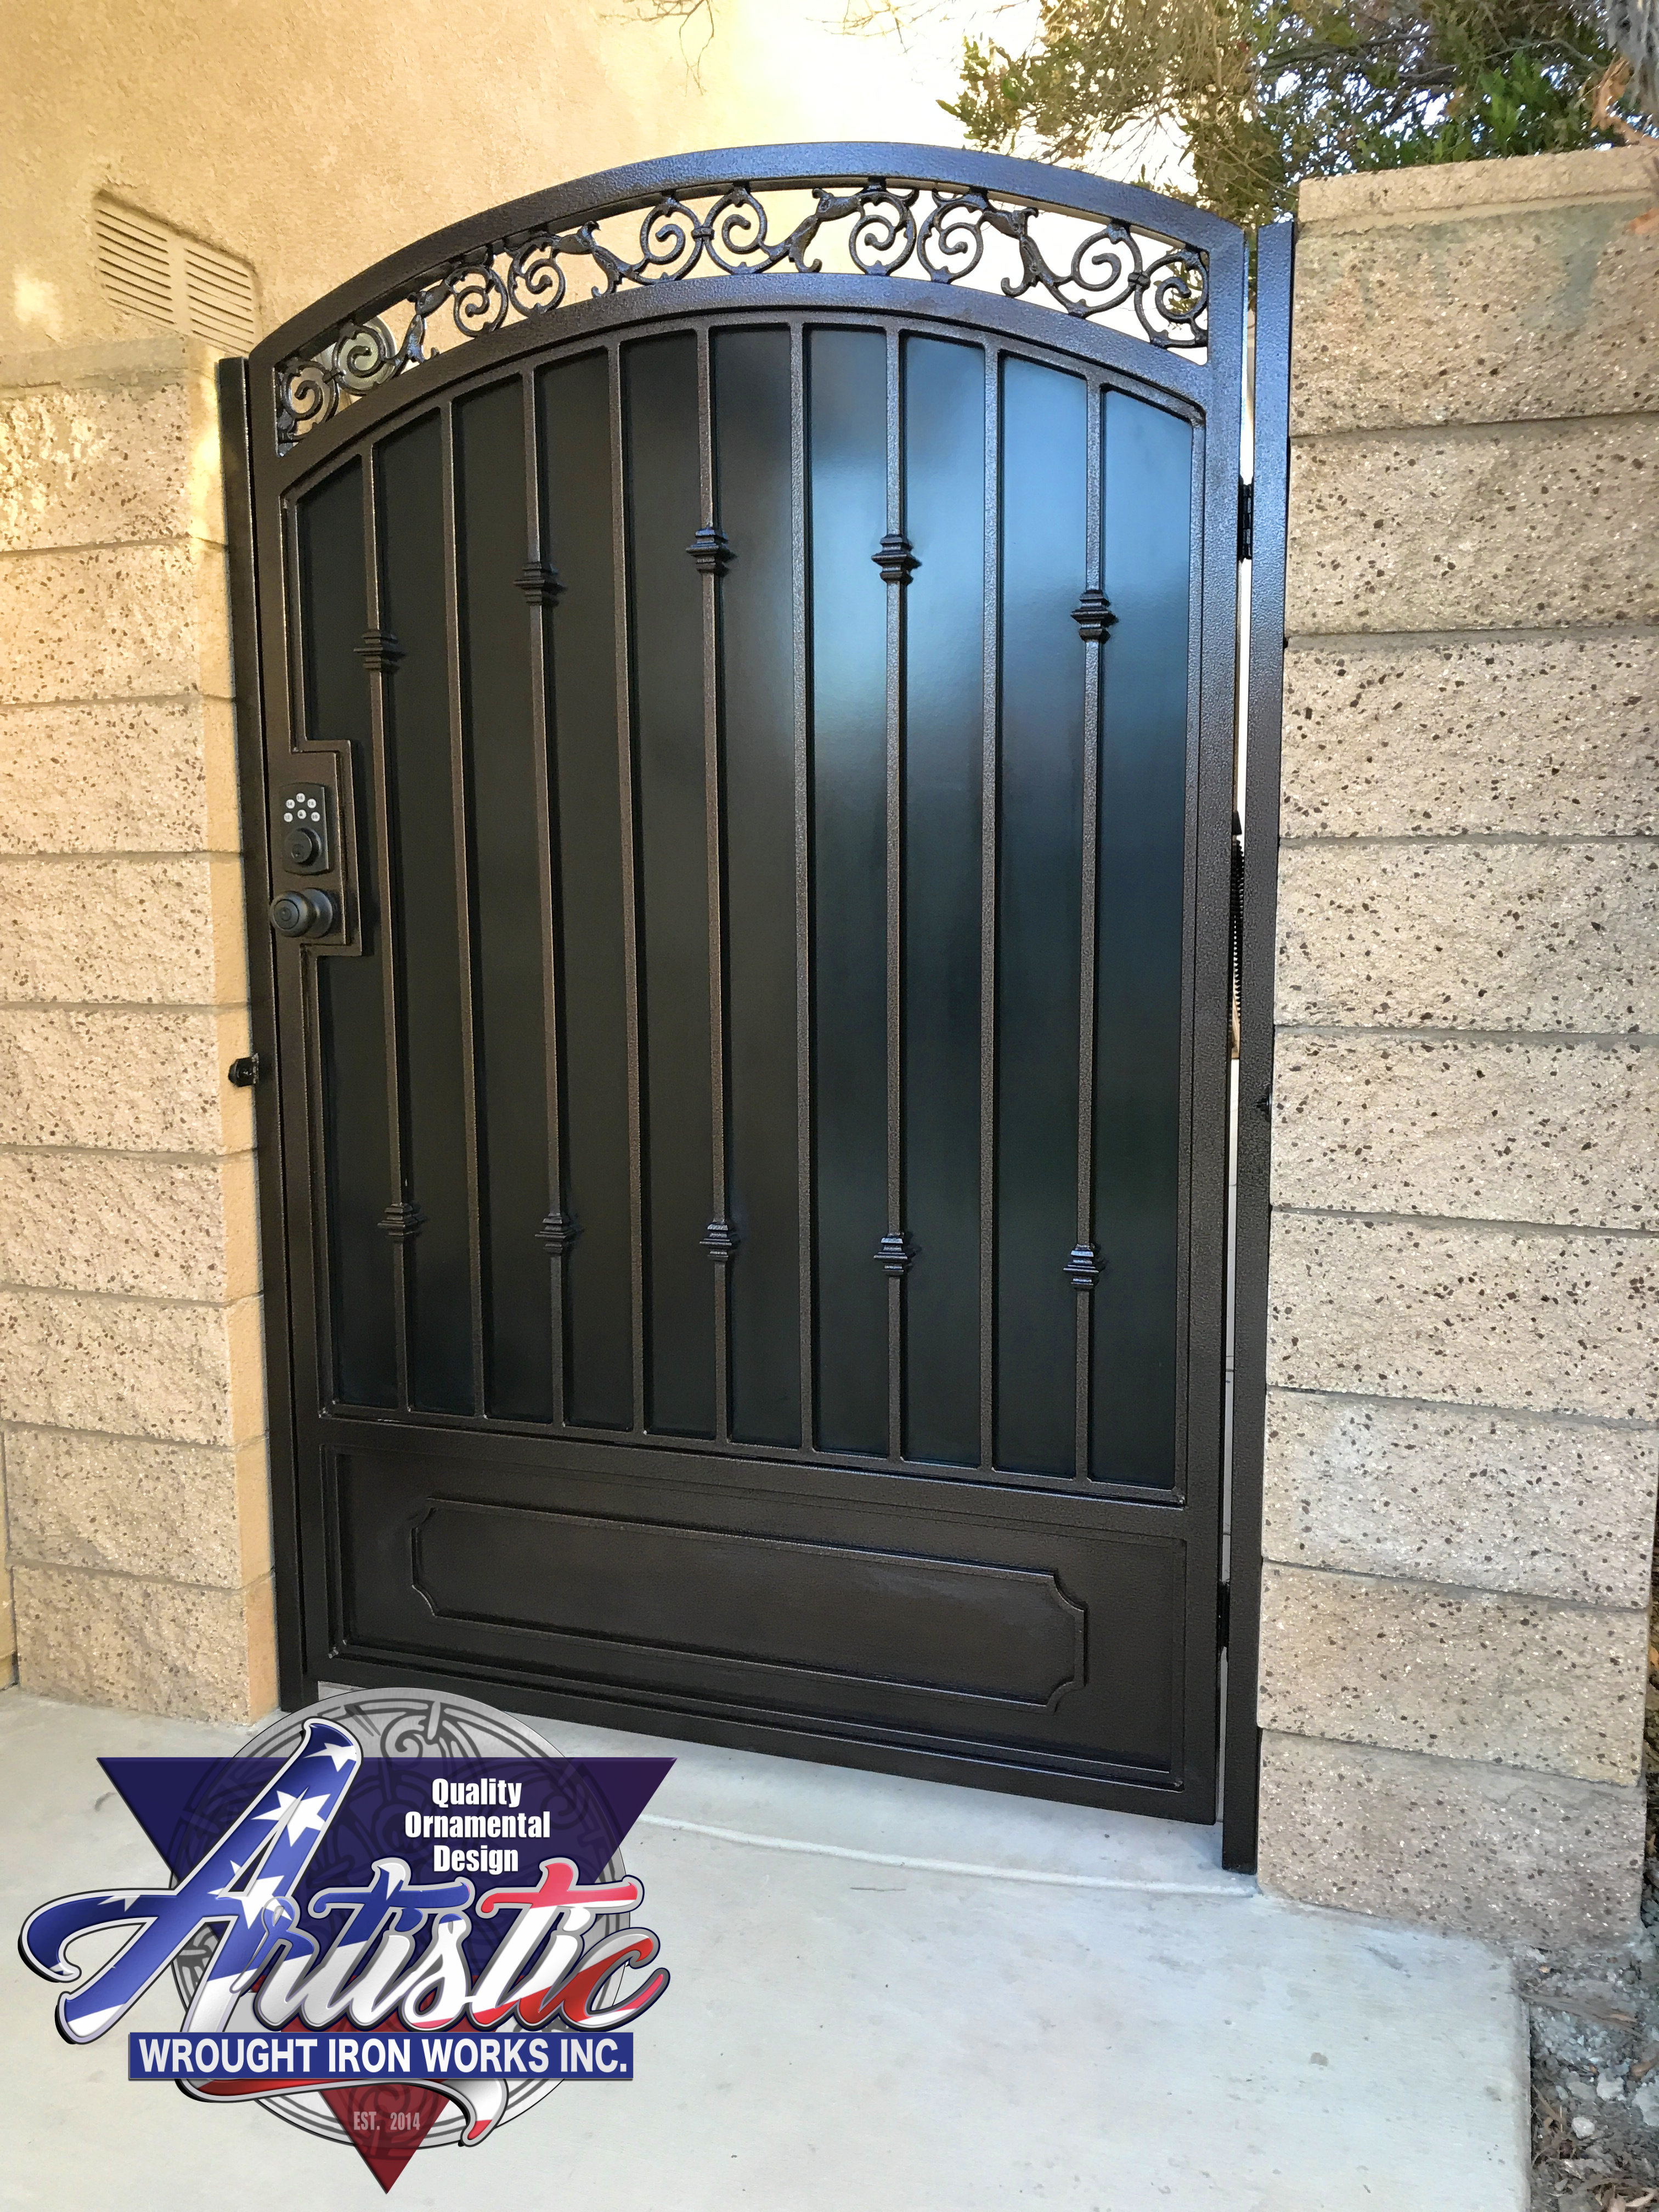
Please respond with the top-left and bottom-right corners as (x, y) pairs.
(1527, 1559), (1659, 2211)
(1528, 1951), (1659, 2209)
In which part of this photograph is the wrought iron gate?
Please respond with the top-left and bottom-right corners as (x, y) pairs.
(223, 144), (1285, 1833)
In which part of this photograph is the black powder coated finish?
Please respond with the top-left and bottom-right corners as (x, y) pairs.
(223, 145), (1283, 1838)
(808, 328), (889, 1458)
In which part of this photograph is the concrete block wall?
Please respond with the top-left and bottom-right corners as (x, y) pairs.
(0, 334), (274, 1719)
(1258, 147), (1659, 1945)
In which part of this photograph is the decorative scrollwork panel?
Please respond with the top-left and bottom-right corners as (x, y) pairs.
(273, 178), (1209, 450)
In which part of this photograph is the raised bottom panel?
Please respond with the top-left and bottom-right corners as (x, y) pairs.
(325, 1435), (1203, 1799)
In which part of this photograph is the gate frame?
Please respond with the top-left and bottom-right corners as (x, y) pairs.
(1223, 220), (1294, 1869)
(218, 144), (1291, 1865)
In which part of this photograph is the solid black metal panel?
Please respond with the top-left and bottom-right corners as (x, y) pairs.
(316, 967), (396, 1407)
(358, 479), (416, 1412)
(1226, 220), (1295, 1870)
(334, 1439), (1179, 1775)
(454, 381), (554, 1419)
(538, 353), (634, 1429)
(788, 327), (816, 1449)
(416, 1504), (1084, 1705)
(439, 416), (489, 1421)
(623, 334), (716, 1437)
(692, 328), (732, 1441)
(900, 335), (984, 1468)
(880, 328), (905, 1462)
(1091, 391), (1193, 1485)
(712, 328), (801, 1447)
(377, 416), (475, 1413)
(808, 327), (888, 1457)
(995, 357), (1088, 1475)
(298, 462), (397, 1408)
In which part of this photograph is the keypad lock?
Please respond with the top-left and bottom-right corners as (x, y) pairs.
(279, 784), (333, 874)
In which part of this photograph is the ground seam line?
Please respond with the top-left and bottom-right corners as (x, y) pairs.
(634, 1812), (1251, 1893)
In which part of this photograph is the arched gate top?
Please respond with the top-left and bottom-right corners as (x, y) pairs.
(253, 140), (1245, 455)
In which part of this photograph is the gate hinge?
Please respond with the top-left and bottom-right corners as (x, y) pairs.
(1217, 1582), (1231, 1651)
(1237, 479), (1254, 564)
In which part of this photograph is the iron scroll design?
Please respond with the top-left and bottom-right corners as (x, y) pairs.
(274, 178), (1209, 450)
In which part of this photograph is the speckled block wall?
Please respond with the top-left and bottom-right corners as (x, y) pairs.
(0, 334), (274, 1720)
(1257, 146), (1659, 1944)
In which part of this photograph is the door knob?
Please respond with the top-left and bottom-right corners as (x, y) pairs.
(270, 889), (337, 939)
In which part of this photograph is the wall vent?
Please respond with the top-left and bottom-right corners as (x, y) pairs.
(94, 196), (259, 355)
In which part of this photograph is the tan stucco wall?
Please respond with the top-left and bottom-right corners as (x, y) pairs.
(0, 333), (274, 1714)
(1257, 145), (1659, 1944)
(1, 0), (972, 357)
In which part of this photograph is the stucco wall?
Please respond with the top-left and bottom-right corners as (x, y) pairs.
(0, 334), (273, 1716)
(0, 0), (970, 358)
(1257, 145), (1659, 1944)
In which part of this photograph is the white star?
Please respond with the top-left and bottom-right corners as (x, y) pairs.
(315, 1743), (357, 1772)
(279, 1793), (331, 1844)
(101, 1893), (144, 1910)
(212, 1875), (284, 1928)
(253, 1791), (331, 1844)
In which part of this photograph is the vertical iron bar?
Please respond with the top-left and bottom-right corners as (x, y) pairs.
(1226, 218), (1295, 1872)
(521, 369), (569, 1425)
(882, 324), (905, 1463)
(977, 346), (999, 1471)
(610, 339), (647, 1435)
(440, 400), (489, 1417)
(360, 453), (413, 1412)
(697, 326), (733, 1442)
(1073, 377), (1105, 1479)
(791, 320), (816, 1451)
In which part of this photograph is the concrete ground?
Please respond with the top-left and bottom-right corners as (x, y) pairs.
(2, 1685), (1527, 2209)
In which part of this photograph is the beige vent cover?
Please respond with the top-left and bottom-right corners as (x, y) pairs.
(94, 196), (259, 354)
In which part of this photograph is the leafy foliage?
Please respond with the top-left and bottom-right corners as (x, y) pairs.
(944, 2), (1641, 228)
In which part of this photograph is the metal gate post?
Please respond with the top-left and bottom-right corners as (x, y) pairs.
(219, 356), (314, 1711)
(1223, 218), (1295, 1871)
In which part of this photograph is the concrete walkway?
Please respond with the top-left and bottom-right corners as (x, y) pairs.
(1, 1686), (1527, 2209)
